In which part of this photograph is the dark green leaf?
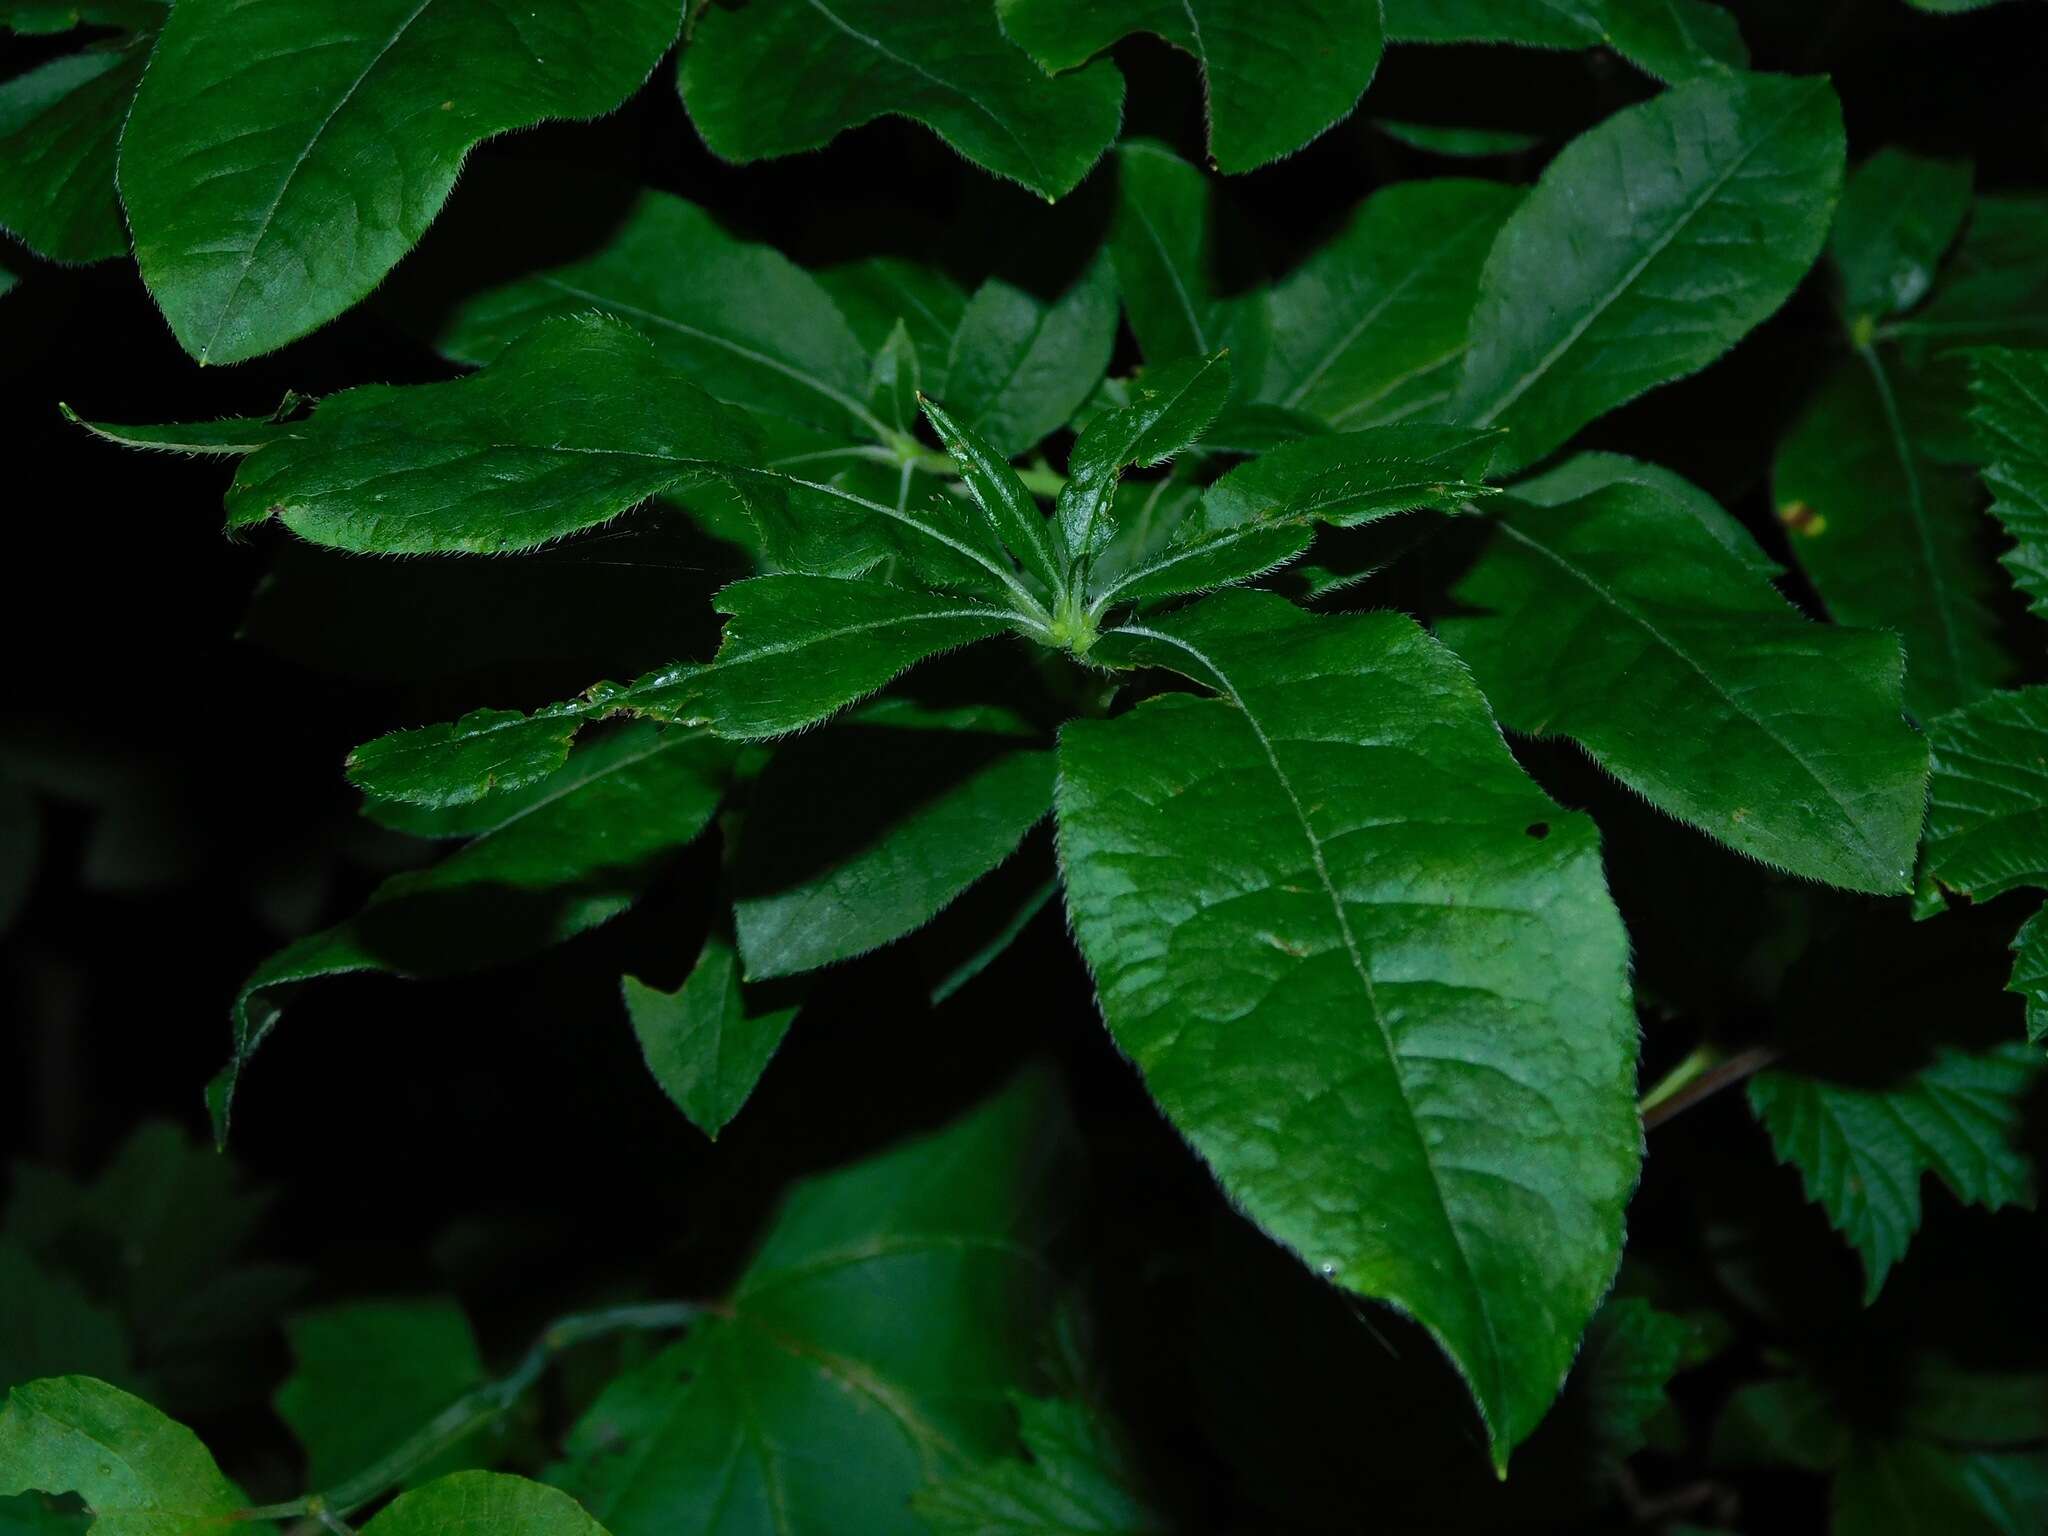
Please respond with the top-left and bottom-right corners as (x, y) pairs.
(1886, 195), (2048, 352)
(1832, 149), (1974, 322)
(1970, 346), (2048, 623)
(944, 254), (1117, 459)
(818, 257), (969, 396)
(868, 321), (922, 436)
(555, 1072), (1071, 1536)
(0, 1248), (131, 1396)
(1510, 450), (1781, 578)
(0, 40), (144, 264)
(1774, 352), (2009, 718)
(1059, 591), (1638, 1465)
(438, 191), (882, 442)
(1439, 481), (1928, 892)
(1108, 143), (1268, 376)
(1452, 72), (1844, 473)
(119, 0), (684, 363)
(996, 0), (1382, 173)
(1925, 685), (2048, 904)
(2007, 903), (2048, 1047)
(1748, 1043), (2040, 1299)
(912, 1395), (1167, 1534)
(733, 702), (1054, 977)
(224, 317), (763, 555)
(216, 725), (732, 1143)
(1057, 353), (1230, 566)
(1259, 178), (1521, 429)
(622, 933), (798, 1137)
(677, 0), (1122, 202)
(1373, 120), (1542, 158)
(1384, 0), (1748, 82)
(276, 1300), (486, 1489)
(1577, 1298), (1702, 1471)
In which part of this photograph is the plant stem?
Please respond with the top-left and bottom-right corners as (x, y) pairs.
(1639, 1045), (1783, 1131)
(236, 1301), (704, 1525)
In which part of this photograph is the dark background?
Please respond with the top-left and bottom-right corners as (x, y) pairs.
(5, 1), (2047, 1528)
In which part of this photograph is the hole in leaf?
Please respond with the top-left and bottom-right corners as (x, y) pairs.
(1525, 822), (1550, 840)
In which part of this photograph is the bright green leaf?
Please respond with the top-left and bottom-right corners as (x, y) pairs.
(677, 0), (1122, 202)
(1452, 72), (1844, 474)
(920, 397), (1066, 598)
(996, 0), (1382, 174)
(59, 402), (299, 456)
(119, 0), (684, 363)
(622, 933), (798, 1138)
(944, 254), (1117, 460)
(1057, 354), (1230, 566)
(1748, 1043), (2041, 1299)
(1510, 450), (1781, 578)
(1832, 149), (1974, 322)
(223, 317), (763, 555)
(1058, 591), (1639, 1465)
(361, 1472), (610, 1536)
(554, 1072), (1071, 1536)
(1970, 346), (2048, 623)
(733, 702), (1054, 978)
(1439, 480), (1928, 892)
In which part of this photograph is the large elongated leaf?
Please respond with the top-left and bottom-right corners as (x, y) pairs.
(1970, 346), (2048, 623)
(1438, 481), (1928, 892)
(1383, 0), (1747, 83)
(436, 191), (880, 441)
(693, 576), (1025, 740)
(216, 724), (732, 1142)
(0, 39), (145, 263)
(733, 702), (1054, 978)
(554, 1072), (1071, 1536)
(995, 0), (1382, 173)
(223, 317), (762, 555)
(0, 1376), (252, 1533)
(1259, 178), (1521, 429)
(944, 254), (1118, 460)
(1058, 591), (1639, 1464)
(677, 0), (1122, 202)
(1749, 1044), (2040, 1299)
(622, 933), (798, 1138)
(118, 0), (683, 364)
(1451, 72), (1844, 473)
(1776, 354), (2010, 718)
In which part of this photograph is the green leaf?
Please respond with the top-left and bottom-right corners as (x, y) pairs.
(0, 1376), (254, 1534)
(733, 702), (1054, 978)
(0, 1), (159, 31)
(554, 1072), (1071, 1536)
(944, 254), (1118, 460)
(1774, 352), (2009, 718)
(0, 1247), (132, 1396)
(216, 724), (732, 1143)
(1970, 346), (2048, 624)
(1748, 1042), (2041, 1299)
(693, 576), (1026, 740)
(1384, 0), (1748, 83)
(1439, 480), (1928, 893)
(437, 191), (881, 442)
(223, 317), (763, 555)
(1886, 194), (2048, 351)
(59, 402), (300, 456)
(118, 0), (683, 364)
(911, 1395), (1167, 1534)
(819, 258), (969, 397)
(361, 1473), (610, 1536)
(996, 0), (1382, 174)
(1832, 149), (1974, 322)
(1058, 591), (1638, 1464)
(677, 0), (1122, 202)
(1834, 1436), (2048, 1536)
(0, 39), (146, 264)
(1598, 0), (1749, 83)
(920, 398), (1066, 598)
(867, 321), (922, 436)
(622, 933), (798, 1138)
(1057, 354), (1231, 566)
(1107, 143), (1267, 376)
(1373, 120), (1543, 158)
(1510, 450), (1781, 578)
(1925, 686), (2048, 904)
(2007, 902), (2048, 1047)
(1452, 72), (1845, 474)
(276, 1300), (486, 1489)
(1094, 422), (1503, 611)
(1577, 1298), (1702, 1471)
(1259, 178), (1521, 430)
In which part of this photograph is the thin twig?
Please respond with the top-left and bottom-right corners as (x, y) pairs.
(1641, 1046), (1783, 1132)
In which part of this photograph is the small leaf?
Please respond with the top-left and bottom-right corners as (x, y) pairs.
(622, 933), (798, 1138)
(1372, 120), (1543, 158)
(2007, 902), (2048, 1047)
(1969, 346), (2048, 624)
(1108, 143), (1268, 376)
(694, 575), (1025, 740)
(1577, 1298), (1706, 1472)
(733, 702), (1055, 978)
(59, 402), (298, 456)
(223, 317), (764, 555)
(1832, 148), (1974, 321)
(678, 0), (1122, 202)
(0, 39), (146, 264)
(912, 1395), (1168, 1534)
(1452, 72), (1845, 473)
(0, 1376), (253, 1533)
(818, 257), (969, 398)
(1924, 685), (2048, 904)
(555, 1072), (1072, 1536)
(944, 254), (1118, 459)
(119, 0), (685, 363)
(866, 320), (922, 437)
(1748, 1043), (2040, 1299)
(276, 1300), (486, 1489)
(1056, 354), (1230, 564)
(1059, 591), (1639, 1465)
(920, 398), (1066, 599)
(996, 0), (1383, 174)
(361, 1472), (611, 1536)
(1439, 479), (1929, 893)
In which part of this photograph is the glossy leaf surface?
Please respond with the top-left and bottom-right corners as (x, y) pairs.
(1058, 592), (1638, 1464)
